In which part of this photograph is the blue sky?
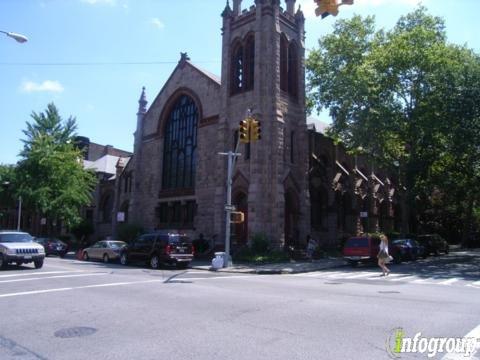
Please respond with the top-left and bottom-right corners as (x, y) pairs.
(1, 0), (479, 165)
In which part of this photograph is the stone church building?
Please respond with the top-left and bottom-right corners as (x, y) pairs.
(106, 0), (403, 250)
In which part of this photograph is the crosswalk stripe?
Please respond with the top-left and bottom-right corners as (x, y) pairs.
(388, 275), (417, 282)
(340, 272), (375, 279)
(438, 278), (459, 285)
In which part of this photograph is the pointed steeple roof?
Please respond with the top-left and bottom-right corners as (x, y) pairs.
(137, 86), (148, 115)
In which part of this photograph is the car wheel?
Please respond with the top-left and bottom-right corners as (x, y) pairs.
(60, 252), (66, 258)
(393, 255), (402, 264)
(16, 261), (22, 267)
(120, 253), (128, 266)
(0, 254), (7, 270)
(434, 249), (439, 256)
(150, 255), (160, 269)
(347, 260), (358, 267)
(34, 259), (44, 269)
(83, 252), (89, 261)
(445, 246), (449, 254)
(103, 254), (109, 263)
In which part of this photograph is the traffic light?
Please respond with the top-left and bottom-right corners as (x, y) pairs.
(230, 211), (245, 224)
(250, 119), (261, 142)
(239, 119), (250, 143)
(315, 0), (353, 18)
(314, 0), (338, 18)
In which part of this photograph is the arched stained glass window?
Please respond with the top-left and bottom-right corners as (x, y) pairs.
(162, 95), (198, 190)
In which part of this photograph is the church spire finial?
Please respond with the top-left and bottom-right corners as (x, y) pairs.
(138, 86), (147, 115)
(221, 0), (232, 17)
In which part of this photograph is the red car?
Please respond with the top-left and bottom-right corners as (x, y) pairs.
(343, 236), (402, 266)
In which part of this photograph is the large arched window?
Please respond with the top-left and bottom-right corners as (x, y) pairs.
(288, 42), (298, 98)
(244, 34), (255, 91)
(230, 34), (255, 95)
(279, 34), (299, 99)
(162, 95), (198, 190)
(231, 43), (244, 94)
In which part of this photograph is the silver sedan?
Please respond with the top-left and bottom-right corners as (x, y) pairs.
(82, 240), (127, 263)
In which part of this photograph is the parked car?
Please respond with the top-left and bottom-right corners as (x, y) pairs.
(82, 240), (127, 263)
(0, 230), (45, 269)
(391, 239), (426, 261)
(34, 237), (68, 258)
(342, 235), (402, 266)
(417, 234), (449, 256)
(120, 231), (194, 269)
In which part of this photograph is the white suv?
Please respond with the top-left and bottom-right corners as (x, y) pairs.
(0, 231), (45, 269)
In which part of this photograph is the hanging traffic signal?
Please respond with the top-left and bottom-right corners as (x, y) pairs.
(314, 0), (353, 18)
(250, 119), (261, 142)
(239, 119), (250, 143)
(314, 0), (338, 18)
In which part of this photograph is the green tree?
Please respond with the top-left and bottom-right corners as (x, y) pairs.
(16, 103), (97, 231)
(306, 7), (480, 240)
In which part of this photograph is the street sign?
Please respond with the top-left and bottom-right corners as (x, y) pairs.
(225, 205), (236, 211)
(360, 211), (368, 218)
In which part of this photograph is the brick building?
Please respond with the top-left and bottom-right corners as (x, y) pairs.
(110, 0), (403, 250)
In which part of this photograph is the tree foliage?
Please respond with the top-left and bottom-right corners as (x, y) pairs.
(16, 103), (97, 229)
(306, 7), (480, 242)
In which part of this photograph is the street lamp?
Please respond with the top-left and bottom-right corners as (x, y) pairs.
(0, 30), (28, 43)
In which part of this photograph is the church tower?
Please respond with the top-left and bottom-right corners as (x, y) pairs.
(216, 0), (310, 248)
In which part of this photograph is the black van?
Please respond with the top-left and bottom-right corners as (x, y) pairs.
(120, 231), (194, 269)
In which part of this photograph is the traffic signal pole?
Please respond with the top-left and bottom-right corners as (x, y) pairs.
(218, 133), (241, 268)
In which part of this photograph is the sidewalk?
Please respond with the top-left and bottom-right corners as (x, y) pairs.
(190, 257), (347, 275)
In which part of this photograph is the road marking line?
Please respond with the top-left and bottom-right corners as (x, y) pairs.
(0, 272), (108, 283)
(442, 323), (480, 360)
(0, 271), (82, 278)
(438, 278), (459, 285)
(411, 278), (438, 284)
(0, 279), (166, 298)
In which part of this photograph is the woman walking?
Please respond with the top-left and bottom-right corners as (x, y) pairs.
(377, 234), (391, 276)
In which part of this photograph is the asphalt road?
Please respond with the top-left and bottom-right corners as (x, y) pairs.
(0, 251), (479, 360)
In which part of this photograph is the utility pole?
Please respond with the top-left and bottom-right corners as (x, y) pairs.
(218, 109), (261, 267)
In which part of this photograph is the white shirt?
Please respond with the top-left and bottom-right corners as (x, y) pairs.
(380, 241), (389, 254)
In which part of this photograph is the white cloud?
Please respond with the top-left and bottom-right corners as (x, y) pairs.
(81, 0), (116, 5)
(151, 18), (165, 29)
(21, 80), (64, 93)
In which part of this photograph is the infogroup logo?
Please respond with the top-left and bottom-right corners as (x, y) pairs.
(386, 328), (479, 358)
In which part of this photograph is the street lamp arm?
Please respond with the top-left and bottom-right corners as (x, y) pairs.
(0, 30), (28, 43)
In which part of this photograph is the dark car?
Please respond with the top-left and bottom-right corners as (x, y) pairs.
(343, 236), (402, 266)
(34, 237), (68, 257)
(391, 239), (426, 261)
(417, 234), (449, 256)
(120, 231), (194, 269)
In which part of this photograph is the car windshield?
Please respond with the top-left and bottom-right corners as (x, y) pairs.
(109, 241), (126, 249)
(0, 233), (34, 243)
(345, 238), (368, 247)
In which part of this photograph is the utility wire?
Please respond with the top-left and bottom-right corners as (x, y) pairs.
(0, 60), (220, 66)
